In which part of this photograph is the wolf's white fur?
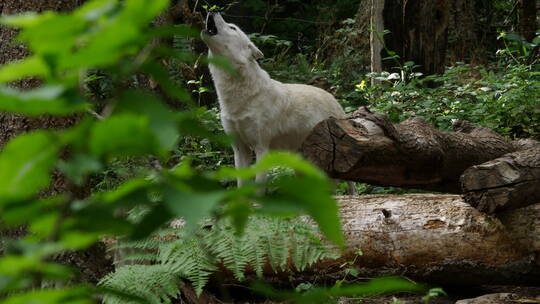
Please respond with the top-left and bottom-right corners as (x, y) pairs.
(202, 13), (346, 185)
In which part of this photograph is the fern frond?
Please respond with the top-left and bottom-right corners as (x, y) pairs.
(290, 223), (341, 271)
(100, 265), (181, 304)
(240, 220), (267, 278)
(262, 218), (291, 272)
(114, 252), (158, 265)
(102, 215), (341, 301)
(159, 236), (217, 296)
(205, 225), (250, 281)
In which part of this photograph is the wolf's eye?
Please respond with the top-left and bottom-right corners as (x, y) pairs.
(230, 26), (237, 31)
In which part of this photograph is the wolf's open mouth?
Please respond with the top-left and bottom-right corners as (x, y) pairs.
(205, 13), (218, 36)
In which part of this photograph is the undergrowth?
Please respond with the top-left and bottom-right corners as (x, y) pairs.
(100, 215), (340, 303)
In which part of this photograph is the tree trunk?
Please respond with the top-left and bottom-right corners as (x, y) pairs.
(301, 107), (539, 194)
(370, 0), (385, 86)
(519, 0), (537, 41)
(312, 195), (540, 286)
(448, 0), (486, 64)
(232, 195), (540, 287)
(461, 147), (540, 214)
(338, 195), (540, 286)
(382, 0), (451, 76)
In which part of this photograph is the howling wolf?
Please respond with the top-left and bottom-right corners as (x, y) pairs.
(202, 12), (347, 186)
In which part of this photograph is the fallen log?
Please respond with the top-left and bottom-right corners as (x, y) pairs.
(301, 107), (538, 193)
(461, 147), (540, 213)
(455, 293), (540, 304)
(314, 195), (540, 286)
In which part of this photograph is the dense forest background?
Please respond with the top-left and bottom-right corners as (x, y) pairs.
(0, 0), (539, 303)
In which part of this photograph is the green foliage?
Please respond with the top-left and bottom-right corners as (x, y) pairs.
(0, 286), (93, 304)
(497, 31), (540, 65)
(0, 131), (59, 201)
(0, 85), (87, 115)
(253, 277), (425, 304)
(100, 265), (182, 304)
(0, 1), (354, 302)
(261, 32), (539, 141)
(6, 0), (527, 301)
(362, 63), (540, 139)
(100, 216), (340, 302)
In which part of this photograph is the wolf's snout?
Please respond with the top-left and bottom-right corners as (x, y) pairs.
(205, 13), (218, 36)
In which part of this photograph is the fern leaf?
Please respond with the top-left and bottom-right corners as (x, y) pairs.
(100, 265), (181, 304)
(159, 237), (217, 296)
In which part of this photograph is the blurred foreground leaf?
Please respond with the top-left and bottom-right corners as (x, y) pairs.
(252, 277), (425, 304)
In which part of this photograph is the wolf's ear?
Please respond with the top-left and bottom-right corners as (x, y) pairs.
(249, 43), (264, 60)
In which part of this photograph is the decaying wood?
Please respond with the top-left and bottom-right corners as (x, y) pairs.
(455, 293), (540, 304)
(301, 107), (539, 194)
(461, 147), (540, 213)
(321, 195), (540, 286)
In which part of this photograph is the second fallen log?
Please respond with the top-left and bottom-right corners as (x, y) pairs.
(301, 108), (536, 193)
(461, 147), (540, 213)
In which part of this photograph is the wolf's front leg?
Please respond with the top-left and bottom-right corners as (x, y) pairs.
(254, 146), (269, 184)
(233, 141), (253, 187)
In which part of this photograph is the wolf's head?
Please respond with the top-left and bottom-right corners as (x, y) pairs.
(201, 12), (264, 66)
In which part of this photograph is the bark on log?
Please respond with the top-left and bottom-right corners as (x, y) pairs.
(456, 293), (540, 304)
(461, 147), (540, 214)
(321, 195), (540, 286)
(301, 107), (539, 193)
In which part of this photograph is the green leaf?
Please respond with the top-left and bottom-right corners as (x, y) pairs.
(0, 11), (55, 28)
(89, 114), (159, 158)
(74, 0), (118, 21)
(404, 61), (415, 67)
(504, 33), (524, 42)
(17, 14), (85, 55)
(2, 197), (62, 226)
(268, 176), (344, 247)
(0, 131), (60, 202)
(163, 186), (225, 230)
(0, 85), (87, 115)
(102, 178), (153, 205)
(122, 0), (169, 25)
(59, 231), (100, 250)
(252, 277), (425, 304)
(60, 22), (140, 70)
(176, 109), (231, 147)
(217, 152), (325, 182)
(117, 91), (179, 150)
(141, 62), (193, 104)
(256, 152), (326, 179)
(148, 24), (200, 39)
(0, 56), (49, 83)
(28, 212), (60, 239)
(58, 153), (102, 185)
(66, 199), (133, 237)
(2, 286), (93, 304)
(131, 204), (173, 240)
(224, 199), (254, 234)
(65, 28), (141, 69)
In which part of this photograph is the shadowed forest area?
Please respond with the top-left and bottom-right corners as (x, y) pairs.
(0, 0), (539, 303)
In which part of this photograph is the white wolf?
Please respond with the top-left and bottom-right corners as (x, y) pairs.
(201, 12), (347, 186)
